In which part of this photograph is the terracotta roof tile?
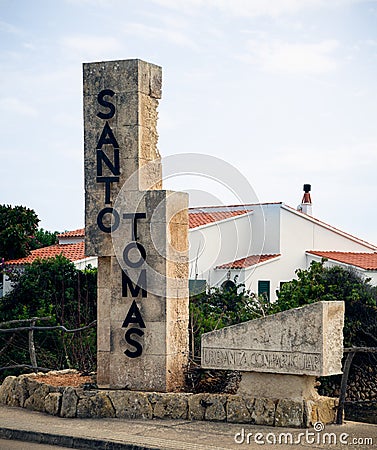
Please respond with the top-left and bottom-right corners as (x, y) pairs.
(58, 229), (85, 238)
(216, 254), (280, 269)
(307, 251), (377, 270)
(189, 210), (249, 229)
(5, 242), (85, 265)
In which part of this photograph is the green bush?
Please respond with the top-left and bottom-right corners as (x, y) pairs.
(189, 280), (272, 359)
(273, 260), (377, 348)
(0, 255), (97, 378)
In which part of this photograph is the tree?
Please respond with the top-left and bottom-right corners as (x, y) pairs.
(29, 228), (58, 250)
(0, 204), (39, 260)
(273, 260), (377, 348)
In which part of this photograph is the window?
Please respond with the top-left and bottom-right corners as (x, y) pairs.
(258, 280), (270, 301)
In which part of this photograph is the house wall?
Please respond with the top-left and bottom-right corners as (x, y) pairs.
(189, 213), (253, 283)
(211, 268), (245, 288)
(248, 206), (377, 301)
(1, 273), (15, 299)
(190, 204), (282, 288)
(74, 256), (98, 270)
(281, 206), (376, 254)
(211, 205), (377, 302)
(243, 258), (282, 299)
(249, 204), (281, 255)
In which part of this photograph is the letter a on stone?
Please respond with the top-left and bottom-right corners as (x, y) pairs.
(122, 300), (146, 328)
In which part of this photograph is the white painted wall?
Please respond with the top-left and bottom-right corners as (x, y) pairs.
(199, 203), (377, 301)
(243, 257), (282, 299)
(247, 203), (281, 255)
(189, 213), (253, 284)
(281, 206), (376, 253)
(74, 256), (98, 270)
(1, 272), (18, 298)
(214, 256), (282, 298)
(211, 268), (245, 288)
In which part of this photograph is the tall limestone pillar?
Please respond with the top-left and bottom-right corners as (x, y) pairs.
(83, 59), (189, 391)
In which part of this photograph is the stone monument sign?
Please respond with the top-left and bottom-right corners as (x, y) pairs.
(83, 59), (189, 391)
(202, 301), (344, 399)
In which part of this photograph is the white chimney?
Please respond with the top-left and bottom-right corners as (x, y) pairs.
(297, 184), (312, 215)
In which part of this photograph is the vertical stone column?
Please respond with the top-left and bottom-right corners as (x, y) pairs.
(83, 59), (189, 391)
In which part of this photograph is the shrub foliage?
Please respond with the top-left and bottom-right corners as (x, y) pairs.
(0, 255), (97, 378)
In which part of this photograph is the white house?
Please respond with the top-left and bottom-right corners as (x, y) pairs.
(2, 185), (377, 301)
(0, 229), (97, 297)
(189, 186), (377, 301)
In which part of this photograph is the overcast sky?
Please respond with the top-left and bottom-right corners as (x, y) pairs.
(1, 0), (377, 244)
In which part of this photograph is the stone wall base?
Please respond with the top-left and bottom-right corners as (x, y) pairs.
(0, 373), (338, 428)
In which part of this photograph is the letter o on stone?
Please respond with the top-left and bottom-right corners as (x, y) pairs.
(123, 242), (146, 268)
(97, 207), (120, 233)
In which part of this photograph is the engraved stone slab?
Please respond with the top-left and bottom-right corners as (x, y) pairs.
(201, 301), (344, 376)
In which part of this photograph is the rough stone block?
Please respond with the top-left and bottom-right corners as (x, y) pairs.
(310, 396), (338, 425)
(0, 376), (16, 405)
(275, 399), (304, 427)
(204, 394), (227, 421)
(202, 301), (344, 377)
(76, 392), (96, 419)
(60, 387), (78, 418)
(109, 391), (152, 419)
(93, 392), (116, 418)
(188, 394), (207, 421)
(24, 384), (50, 412)
(251, 398), (276, 426)
(14, 376), (33, 407)
(227, 396), (254, 423)
(152, 393), (190, 420)
(45, 392), (62, 416)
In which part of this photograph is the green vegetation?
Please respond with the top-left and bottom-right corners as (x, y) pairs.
(0, 204), (59, 262)
(0, 255), (97, 378)
(272, 260), (377, 348)
(0, 204), (39, 260)
(190, 261), (377, 361)
(189, 280), (271, 359)
(29, 228), (59, 250)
